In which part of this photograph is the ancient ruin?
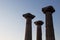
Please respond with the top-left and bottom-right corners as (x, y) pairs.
(23, 13), (35, 40)
(42, 6), (55, 40)
(23, 5), (55, 40)
(34, 21), (44, 40)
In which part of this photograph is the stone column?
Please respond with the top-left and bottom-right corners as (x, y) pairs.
(23, 13), (35, 40)
(42, 6), (55, 40)
(34, 21), (44, 40)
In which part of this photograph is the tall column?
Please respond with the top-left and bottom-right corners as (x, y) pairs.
(42, 6), (55, 40)
(34, 21), (44, 40)
(23, 13), (35, 40)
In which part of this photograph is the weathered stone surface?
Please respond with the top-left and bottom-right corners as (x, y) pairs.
(42, 6), (55, 14)
(34, 20), (44, 40)
(23, 13), (35, 40)
(42, 6), (55, 40)
(23, 13), (35, 19)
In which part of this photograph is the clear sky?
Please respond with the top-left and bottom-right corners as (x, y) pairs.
(0, 0), (60, 40)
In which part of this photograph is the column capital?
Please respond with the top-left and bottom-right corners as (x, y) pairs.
(23, 13), (35, 19)
(34, 20), (44, 25)
(42, 6), (55, 14)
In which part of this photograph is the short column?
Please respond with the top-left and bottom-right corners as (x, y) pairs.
(34, 21), (44, 40)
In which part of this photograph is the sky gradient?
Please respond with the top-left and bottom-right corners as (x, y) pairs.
(0, 0), (60, 40)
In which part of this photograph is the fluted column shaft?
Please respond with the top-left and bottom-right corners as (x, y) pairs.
(34, 21), (43, 40)
(46, 12), (55, 40)
(42, 6), (55, 40)
(25, 18), (32, 40)
(37, 25), (42, 40)
(23, 13), (35, 40)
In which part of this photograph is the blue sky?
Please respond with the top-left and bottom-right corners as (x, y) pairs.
(0, 0), (60, 40)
